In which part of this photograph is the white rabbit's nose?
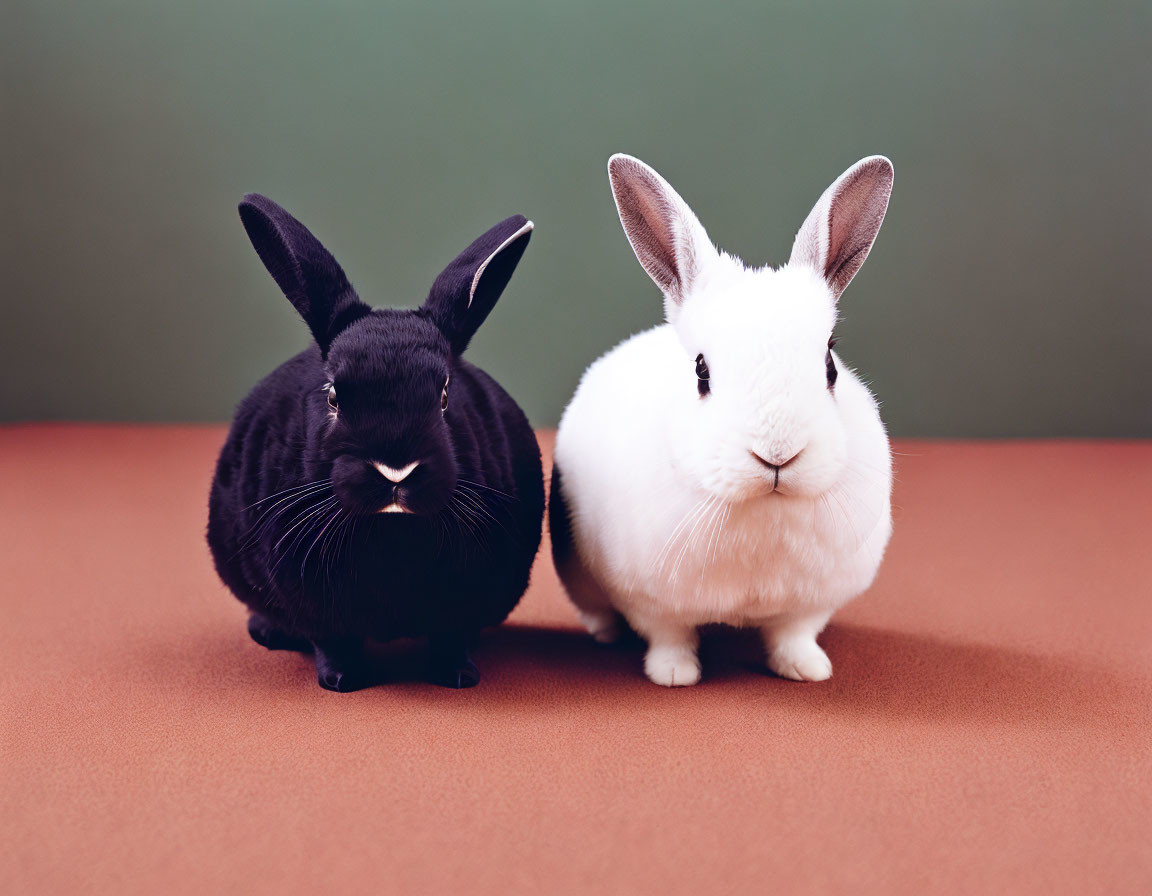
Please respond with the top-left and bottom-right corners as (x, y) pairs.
(373, 461), (419, 483)
(750, 449), (801, 470)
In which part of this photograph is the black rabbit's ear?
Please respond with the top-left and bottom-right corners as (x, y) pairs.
(423, 215), (533, 354)
(238, 194), (371, 354)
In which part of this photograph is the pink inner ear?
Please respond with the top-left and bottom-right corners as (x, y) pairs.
(613, 162), (691, 300)
(824, 161), (893, 298)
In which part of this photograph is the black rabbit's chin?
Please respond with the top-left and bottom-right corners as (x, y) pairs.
(330, 454), (455, 518)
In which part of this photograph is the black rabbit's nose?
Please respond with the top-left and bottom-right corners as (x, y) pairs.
(372, 461), (419, 483)
(378, 483), (415, 515)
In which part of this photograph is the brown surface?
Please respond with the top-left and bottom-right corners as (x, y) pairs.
(2, 426), (1150, 895)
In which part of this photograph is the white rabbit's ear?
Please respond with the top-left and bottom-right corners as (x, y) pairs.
(789, 156), (893, 301)
(608, 154), (716, 317)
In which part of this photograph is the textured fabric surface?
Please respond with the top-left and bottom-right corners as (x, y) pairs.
(2, 426), (1149, 895)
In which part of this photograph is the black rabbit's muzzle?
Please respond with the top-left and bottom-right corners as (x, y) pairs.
(331, 453), (454, 517)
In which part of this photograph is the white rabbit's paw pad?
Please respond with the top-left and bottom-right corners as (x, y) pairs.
(644, 646), (702, 687)
(768, 640), (832, 682)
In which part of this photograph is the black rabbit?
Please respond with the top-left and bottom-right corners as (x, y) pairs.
(207, 194), (544, 691)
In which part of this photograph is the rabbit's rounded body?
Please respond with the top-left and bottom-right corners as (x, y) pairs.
(553, 323), (891, 632)
(550, 153), (896, 686)
(207, 194), (542, 691)
(209, 346), (543, 644)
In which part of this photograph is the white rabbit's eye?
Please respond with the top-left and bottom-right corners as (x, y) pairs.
(441, 375), (450, 412)
(326, 385), (339, 412)
(826, 339), (838, 391)
(695, 353), (710, 397)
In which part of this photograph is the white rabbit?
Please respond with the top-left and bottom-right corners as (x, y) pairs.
(549, 153), (894, 687)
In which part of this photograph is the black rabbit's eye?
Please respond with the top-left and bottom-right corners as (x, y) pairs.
(326, 385), (339, 411)
(826, 338), (838, 391)
(695, 353), (710, 397)
(441, 376), (449, 412)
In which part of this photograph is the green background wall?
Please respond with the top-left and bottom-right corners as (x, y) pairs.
(3, 0), (1150, 435)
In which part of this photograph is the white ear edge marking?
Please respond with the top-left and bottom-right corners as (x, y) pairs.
(467, 220), (534, 308)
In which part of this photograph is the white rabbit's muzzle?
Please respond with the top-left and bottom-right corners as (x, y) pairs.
(681, 400), (848, 502)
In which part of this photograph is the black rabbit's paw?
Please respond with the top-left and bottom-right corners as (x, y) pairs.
(316, 666), (371, 693)
(429, 657), (481, 689)
(248, 613), (312, 653)
(428, 634), (480, 689)
(313, 638), (370, 692)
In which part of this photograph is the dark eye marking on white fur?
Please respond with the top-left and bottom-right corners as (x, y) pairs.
(695, 353), (710, 397)
(826, 338), (838, 391)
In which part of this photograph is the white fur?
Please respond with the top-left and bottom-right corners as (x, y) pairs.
(554, 154), (894, 686)
(373, 461), (419, 483)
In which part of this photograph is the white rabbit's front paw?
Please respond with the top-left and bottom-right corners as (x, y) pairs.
(767, 638), (833, 682)
(644, 644), (702, 687)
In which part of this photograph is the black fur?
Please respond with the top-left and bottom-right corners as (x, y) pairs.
(547, 464), (574, 575)
(208, 195), (544, 691)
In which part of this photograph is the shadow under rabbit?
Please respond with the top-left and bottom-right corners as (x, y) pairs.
(466, 622), (1150, 731)
(119, 615), (1152, 736)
